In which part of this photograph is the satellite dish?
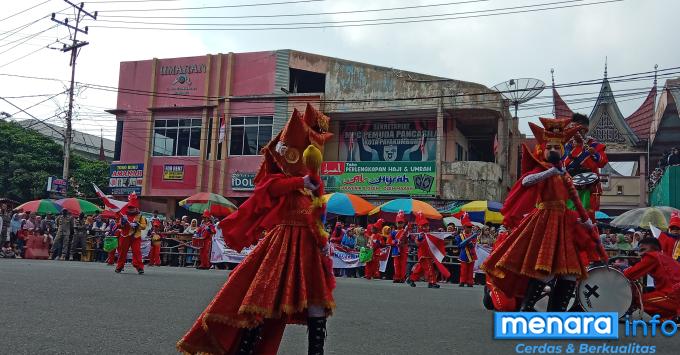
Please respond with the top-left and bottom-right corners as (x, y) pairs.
(492, 78), (545, 117)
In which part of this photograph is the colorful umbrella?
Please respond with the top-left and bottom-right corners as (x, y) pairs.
(14, 199), (61, 215)
(595, 211), (611, 220)
(443, 216), (462, 227)
(610, 206), (680, 230)
(179, 192), (237, 217)
(453, 200), (504, 224)
(369, 198), (442, 220)
(55, 198), (101, 215)
(322, 193), (375, 216)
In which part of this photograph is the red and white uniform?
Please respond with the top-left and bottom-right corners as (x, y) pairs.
(389, 211), (410, 282)
(455, 213), (478, 286)
(659, 212), (680, 262)
(148, 219), (163, 266)
(409, 213), (451, 284)
(116, 193), (147, 272)
(624, 251), (680, 320)
(195, 213), (216, 270)
(364, 220), (384, 280)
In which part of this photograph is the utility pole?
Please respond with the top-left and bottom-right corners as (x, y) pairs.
(51, 1), (97, 181)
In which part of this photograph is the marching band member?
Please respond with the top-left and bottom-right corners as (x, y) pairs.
(482, 117), (604, 312)
(115, 193), (148, 275)
(455, 213), (477, 287)
(624, 237), (680, 321)
(408, 212), (450, 288)
(364, 219), (385, 280)
(562, 113), (608, 219)
(177, 104), (335, 355)
(147, 218), (163, 267)
(658, 212), (680, 262)
(195, 210), (216, 270)
(104, 218), (119, 265)
(389, 211), (410, 283)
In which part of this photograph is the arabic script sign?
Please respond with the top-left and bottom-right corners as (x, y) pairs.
(321, 161), (436, 196)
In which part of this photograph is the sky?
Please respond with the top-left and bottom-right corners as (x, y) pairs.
(1, 0), (678, 141)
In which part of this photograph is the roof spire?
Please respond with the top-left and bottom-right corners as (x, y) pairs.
(550, 68), (555, 87)
(604, 56), (608, 79)
(654, 64), (658, 86)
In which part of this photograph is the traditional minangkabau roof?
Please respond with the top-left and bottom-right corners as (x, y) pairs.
(625, 83), (657, 141)
(588, 69), (640, 147)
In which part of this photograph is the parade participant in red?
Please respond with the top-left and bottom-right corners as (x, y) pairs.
(455, 213), (478, 287)
(408, 212), (451, 288)
(389, 211), (410, 283)
(562, 113), (608, 219)
(147, 218), (163, 267)
(195, 210), (216, 270)
(659, 212), (680, 262)
(177, 104), (335, 355)
(483, 226), (522, 311)
(115, 193), (148, 275)
(482, 117), (604, 312)
(624, 237), (680, 320)
(364, 219), (385, 280)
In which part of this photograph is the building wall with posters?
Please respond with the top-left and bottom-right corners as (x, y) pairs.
(109, 50), (519, 215)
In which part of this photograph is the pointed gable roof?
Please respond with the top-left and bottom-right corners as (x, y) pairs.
(625, 84), (657, 141)
(589, 76), (640, 147)
(553, 87), (573, 119)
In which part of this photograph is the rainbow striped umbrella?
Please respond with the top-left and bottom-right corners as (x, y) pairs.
(369, 198), (442, 220)
(322, 193), (375, 216)
(452, 200), (504, 224)
(55, 198), (101, 215)
(179, 192), (237, 217)
(14, 199), (62, 215)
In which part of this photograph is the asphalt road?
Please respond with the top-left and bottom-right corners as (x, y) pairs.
(1, 259), (677, 355)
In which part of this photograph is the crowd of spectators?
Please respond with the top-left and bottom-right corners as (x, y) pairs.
(649, 146), (680, 191)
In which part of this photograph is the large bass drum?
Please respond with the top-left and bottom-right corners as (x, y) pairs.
(576, 265), (633, 316)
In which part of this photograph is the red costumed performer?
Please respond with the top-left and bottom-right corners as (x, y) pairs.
(455, 212), (477, 287)
(658, 212), (680, 262)
(177, 104), (335, 355)
(195, 210), (216, 270)
(364, 219), (385, 280)
(482, 117), (605, 312)
(389, 211), (410, 283)
(115, 193), (148, 275)
(148, 218), (163, 267)
(483, 226), (522, 311)
(624, 237), (680, 320)
(408, 212), (451, 288)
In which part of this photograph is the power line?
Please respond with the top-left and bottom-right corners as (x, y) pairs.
(0, 35), (68, 69)
(0, 26), (56, 54)
(0, 0), (51, 23)
(100, 0), (327, 12)
(99, 0), (493, 19)
(90, 0), (625, 31)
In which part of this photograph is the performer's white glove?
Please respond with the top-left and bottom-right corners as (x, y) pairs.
(578, 218), (595, 230)
(549, 166), (565, 175)
(275, 141), (288, 156)
(303, 175), (319, 191)
(521, 167), (563, 186)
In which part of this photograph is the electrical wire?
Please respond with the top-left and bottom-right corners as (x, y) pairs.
(99, 0), (327, 12)
(0, 0), (51, 23)
(90, 0), (625, 31)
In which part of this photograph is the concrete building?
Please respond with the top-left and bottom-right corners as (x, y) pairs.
(17, 119), (115, 161)
(107, 50), (520, 215)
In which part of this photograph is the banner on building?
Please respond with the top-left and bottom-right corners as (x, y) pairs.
(231, 172), (256, 191)
(322, 161), (436, 196)
(338, 120), (436, 162)
(46, 176), (68, 195)
(162, 164), (184, 180)
(109, 163), (144, 195)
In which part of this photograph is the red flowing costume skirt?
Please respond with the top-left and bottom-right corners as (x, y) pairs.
(482, 202), (590, 299)
(177, 223), (335, 354)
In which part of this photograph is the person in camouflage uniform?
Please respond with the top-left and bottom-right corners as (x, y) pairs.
(53, 209), (74, 260)
(70, 213), (89, 261)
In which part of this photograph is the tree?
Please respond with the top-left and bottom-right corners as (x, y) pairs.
(0, 120), (109, 201)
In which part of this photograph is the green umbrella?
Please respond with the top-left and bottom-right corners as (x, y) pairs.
(14, 199), (62, 215)
(55, 198), (101, 215)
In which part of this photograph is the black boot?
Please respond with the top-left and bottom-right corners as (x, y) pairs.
(407, 279), (416, 287)
(520, 279), (547, 312)
(307, 317), (326, 355)
(428, 283), (440, 288)
(236, 326), (262, 355)
(547, 279), (576, 312)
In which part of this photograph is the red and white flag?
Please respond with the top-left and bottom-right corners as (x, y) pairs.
(493, 134), (499, 156)
(218, 116), (226, 144)
(92, 183), (127, 212)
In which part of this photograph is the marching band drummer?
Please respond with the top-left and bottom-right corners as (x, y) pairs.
(624, 237), (680, 321)
(482, 117), (603, 313)
(658, 212), (680, 262)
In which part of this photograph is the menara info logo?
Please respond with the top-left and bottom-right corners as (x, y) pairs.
(494, 312), (618, 340)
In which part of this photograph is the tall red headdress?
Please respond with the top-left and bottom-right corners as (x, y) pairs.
(415, 211), (429, 226)
(461, 212), (473, 227)
(395, 210), (407, 223)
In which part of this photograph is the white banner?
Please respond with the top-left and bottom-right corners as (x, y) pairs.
(210, 229), (255, 263)
(473, 245), (491, 274)
(330, 244), (364, 269)
(378, 247), (391, 272)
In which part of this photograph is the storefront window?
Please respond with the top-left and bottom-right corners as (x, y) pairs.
(153, 118), (202, 156)
(229, 115), (273, 156)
